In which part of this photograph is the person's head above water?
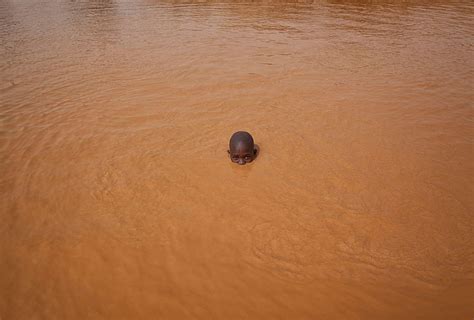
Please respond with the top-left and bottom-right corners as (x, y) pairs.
(228, 131), (257, 165)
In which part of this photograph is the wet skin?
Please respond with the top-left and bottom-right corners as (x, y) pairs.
(228, 131), (257, 165)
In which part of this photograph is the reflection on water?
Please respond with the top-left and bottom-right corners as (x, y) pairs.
(1, 0), (473, 319)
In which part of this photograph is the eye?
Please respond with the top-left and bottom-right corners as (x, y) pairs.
(244, 155), (252, 161)
(232, 155), (239, 162)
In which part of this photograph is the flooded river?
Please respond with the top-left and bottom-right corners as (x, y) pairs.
(1, 0), (473, 319)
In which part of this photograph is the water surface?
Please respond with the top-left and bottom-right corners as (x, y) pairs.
(1, 0), (473, 319)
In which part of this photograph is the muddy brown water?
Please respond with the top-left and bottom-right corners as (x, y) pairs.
(1, 0), (473, 319)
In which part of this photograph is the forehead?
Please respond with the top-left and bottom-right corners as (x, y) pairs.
(230, 142), (253, 154)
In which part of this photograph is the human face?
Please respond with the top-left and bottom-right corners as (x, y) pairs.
(228, 146), (255, 165)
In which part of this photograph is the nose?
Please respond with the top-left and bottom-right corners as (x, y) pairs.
(238, 159), (246, 165)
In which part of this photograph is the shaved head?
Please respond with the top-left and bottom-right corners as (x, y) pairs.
(230, 131), (254, 152)
(228, 131), (257, 165)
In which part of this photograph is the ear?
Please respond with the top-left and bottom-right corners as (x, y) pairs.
(253, 148), (257, 155)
